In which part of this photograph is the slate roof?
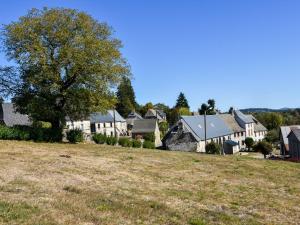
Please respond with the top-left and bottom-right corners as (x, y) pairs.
(288, 128), (300, 142)
(288, 129), (300, 142)
(247, 115), (268, 132)
(132, 119), (157, 133)
(0, 103), (31, 127)
(218, 114), (245, 132)
(90, 110), (125, 123)
(280, 125), (300, 150)
(181, 115), (233, 141)
(234, 110), (253, 124)
(145, 109), (164, 120)
(127, 111), (143, 119)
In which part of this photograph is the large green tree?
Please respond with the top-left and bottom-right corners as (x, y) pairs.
(116, 77), (136, 117)
(175, 92), (189, 109)
(0, 8), (129, 132)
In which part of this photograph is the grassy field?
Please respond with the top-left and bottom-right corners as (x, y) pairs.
(0, 141), (299, 225)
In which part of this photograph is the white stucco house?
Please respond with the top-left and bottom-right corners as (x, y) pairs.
(90, 110), (127, 137)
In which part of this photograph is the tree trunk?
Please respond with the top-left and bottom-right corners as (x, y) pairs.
(264, 154), (266, 159)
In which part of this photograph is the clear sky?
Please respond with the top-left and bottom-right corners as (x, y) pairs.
(0, 0), (300, 111)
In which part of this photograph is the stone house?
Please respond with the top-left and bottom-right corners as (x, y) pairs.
(144, 109), (166, 122)
(163, 110), (267, 153)
(131, 119), (161, 147)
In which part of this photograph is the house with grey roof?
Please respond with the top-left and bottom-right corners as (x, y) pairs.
(144, 109), (166, 122)
(90, 110), (127, 137)
(0, 103), (31, 127)
(163, 110), (267, 153)
(287, 128), (300, 160)
(126, 111), (143, 132)
(279, 125), (300, 156)
(131, 119), (161, 147)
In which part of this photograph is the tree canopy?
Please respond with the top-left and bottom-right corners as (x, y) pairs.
(175, 92), (189, 109)
(0, 8), (129, 131)
(116, 77), (136, 117)
(198, 99), (216, 115)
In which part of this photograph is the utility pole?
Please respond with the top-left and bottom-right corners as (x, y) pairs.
(204, 110), (207, 145)
(113, 107), (117, 138)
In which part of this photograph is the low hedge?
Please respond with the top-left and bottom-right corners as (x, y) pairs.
(93, 133), (107, 144)
(106, 136), (117, 145)
(0, 125), (30, 140)
(66, 129), (84, 143)
(143, 140), (155, 149)
(132, 139), (142, 148)
(118, 138), (132, 147)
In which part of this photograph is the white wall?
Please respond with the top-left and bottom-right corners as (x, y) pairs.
(94, 121), (127, 137)
(66, 120), (91, 134)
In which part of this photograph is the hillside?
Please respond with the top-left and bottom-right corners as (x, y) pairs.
(0, 141), (299, 225)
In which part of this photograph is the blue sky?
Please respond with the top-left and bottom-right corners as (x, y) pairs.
(0, 0), (300, 111)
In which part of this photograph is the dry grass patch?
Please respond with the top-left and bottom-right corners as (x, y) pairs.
(0, 141), (299, 224)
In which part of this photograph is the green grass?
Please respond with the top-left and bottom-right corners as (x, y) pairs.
(0, 140), (299, 224)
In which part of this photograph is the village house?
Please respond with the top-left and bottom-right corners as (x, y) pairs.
(163, 110), (267, 153)
(287, 128), (300, 160)
(131, 119), (162, 147)
(0, 103), (31, 127)
(144, 109), (167, 122)
(279, 125), (300, 156)
(126, 111), (143, 134)
(90, 110), (127, 137)
(65, 117), (91, 140)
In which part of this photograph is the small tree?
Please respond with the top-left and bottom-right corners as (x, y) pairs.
(205, 141), (221, 154)
(175, 92), (190, 109)
(245, 137), (254, 151)
(159, 121), (169, 137)
(66, 129), (83, 143)
(264, 129), (279, 144)
(253, 141), (273, 158)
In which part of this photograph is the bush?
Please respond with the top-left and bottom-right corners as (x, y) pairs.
(93, 133), (106, 144)
(205, 141), (221, 154)
(66, 129), (84, 143)
(143, 140), (155, 149)
(245, 137), (254, 151)
(0, 125), (30, 140)
(253, 141), (273, 158)
(132, 139), (142, 148)
(106, 136), (117, 145)
(143, 132), (155, 142)
(118, 138), (132, 147)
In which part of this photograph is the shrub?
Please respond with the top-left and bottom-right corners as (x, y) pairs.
(143, 140), (155, 149)
(245, 137), (254, 151)
(132, 139), (142, 148)
(66, 129), (84, 143)
(253, 141), (273, 158)
(143, 132), (155, 142)
(106, 136), (117, 145)
(205, 141), (221, 154)
(0, 125), (30, 140)
(93, 133), (106, 144)
(118, 138), (132, 147)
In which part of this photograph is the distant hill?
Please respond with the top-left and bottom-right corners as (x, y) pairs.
(240, 108), (298, 113)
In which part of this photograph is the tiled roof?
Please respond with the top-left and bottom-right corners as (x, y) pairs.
(218, 114), (245, 132)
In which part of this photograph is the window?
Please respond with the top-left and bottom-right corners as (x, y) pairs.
(242, 141), (245, 145)
(104, 123), (106, 128)
(234, 133), (236, 138)
(111, 131), (113, 136)
(110, 122), (113, 127)
(98, 124), (100, 129)
(81, 124), (84, 130)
